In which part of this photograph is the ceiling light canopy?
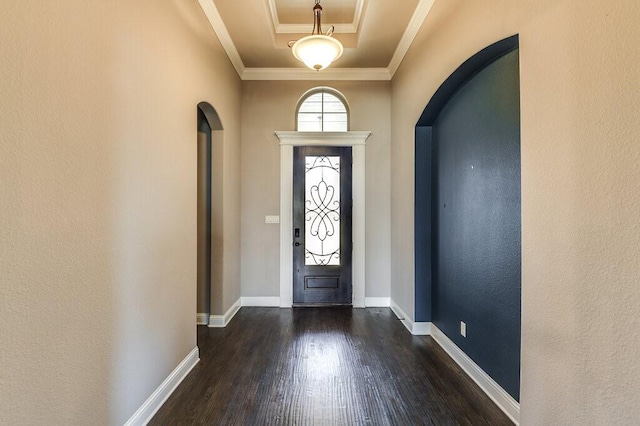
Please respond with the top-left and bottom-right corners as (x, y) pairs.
(289, 0), (344, 71)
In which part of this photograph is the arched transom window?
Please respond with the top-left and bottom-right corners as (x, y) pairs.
(296, 88), (349, 132)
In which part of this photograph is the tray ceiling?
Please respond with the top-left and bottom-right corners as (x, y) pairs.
(198, 0), (435, 80)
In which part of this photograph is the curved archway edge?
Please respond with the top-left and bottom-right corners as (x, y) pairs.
(198, 101), (223, 131)
(416, 35), (519, 126)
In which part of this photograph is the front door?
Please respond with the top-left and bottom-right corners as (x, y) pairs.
(293, 146), (352, 305)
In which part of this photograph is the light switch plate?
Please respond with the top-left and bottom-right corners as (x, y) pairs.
(265, 215), (280, 224)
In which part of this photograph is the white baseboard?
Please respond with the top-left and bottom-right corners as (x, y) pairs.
(390, 298), (413, 333)
(412, 321), (432, 335)
(353, 296), (365, 308)
(241, 297), (280, 307)
(208, 298), (241, 328)
(124, 347), (199, 426)
(196, 313), (209, 325)
(365, 297), (390, 307)
(389, 299), (432, 335)
(431, 325), (520, 424)
(388, 300), (518, 423)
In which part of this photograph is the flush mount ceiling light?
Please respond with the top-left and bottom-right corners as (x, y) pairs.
(288, 0), (344, 71)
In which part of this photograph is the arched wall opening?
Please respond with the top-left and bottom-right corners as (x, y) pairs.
(197, 102), (223, 325)
(414, 35), (522, 405)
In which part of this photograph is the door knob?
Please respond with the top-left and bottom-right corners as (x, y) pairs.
(294, 242), (300, 246)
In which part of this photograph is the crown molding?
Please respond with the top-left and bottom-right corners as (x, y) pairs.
(197, 0), (245, 76)
(267, 0), (365, 34)
(241, 67), (391, 81)
(198, 0), (434, 81)
(387, 0), (435, 77)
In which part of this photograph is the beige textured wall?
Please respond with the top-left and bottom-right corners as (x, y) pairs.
(240, 81), (391, 300)
(221, 128), (242, 312)
(0, 0), (241, 424)
(392, 0), (640, 422)
(197, 129), (211, 314)
(210, 130), (226, 314)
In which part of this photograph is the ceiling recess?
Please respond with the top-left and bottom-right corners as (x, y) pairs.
(197, 0), (436, 81)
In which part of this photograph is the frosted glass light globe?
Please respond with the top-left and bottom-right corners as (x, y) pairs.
(292, 35), (343, 71)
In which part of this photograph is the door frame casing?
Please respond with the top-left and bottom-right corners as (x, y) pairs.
(275, 131), (370, 308)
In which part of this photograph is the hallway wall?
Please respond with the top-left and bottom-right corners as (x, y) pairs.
(391, 0), (640, 423)
(0, 0), (241, 424)
(239, 81), (391, 302)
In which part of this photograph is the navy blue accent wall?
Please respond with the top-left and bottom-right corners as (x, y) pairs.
(435, 49), (521, 400)
(415, 36), (521, 401)
(414, 126), (432, 322)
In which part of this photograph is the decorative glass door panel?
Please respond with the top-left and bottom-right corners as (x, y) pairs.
(305, 156), (341, 266)
(293, 147), (352, 305)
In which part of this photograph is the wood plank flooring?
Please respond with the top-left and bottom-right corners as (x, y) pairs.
(150, 307), (512, 425)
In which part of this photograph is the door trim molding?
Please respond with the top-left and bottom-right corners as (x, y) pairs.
(275, 131), (371, 307)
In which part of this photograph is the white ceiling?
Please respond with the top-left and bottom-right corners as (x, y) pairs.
(197, 0), (435, 80)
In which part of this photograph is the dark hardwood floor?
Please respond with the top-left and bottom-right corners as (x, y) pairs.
(150, 307), (512, 425)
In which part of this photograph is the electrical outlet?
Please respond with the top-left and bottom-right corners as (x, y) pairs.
(460, 321), (466, 337)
